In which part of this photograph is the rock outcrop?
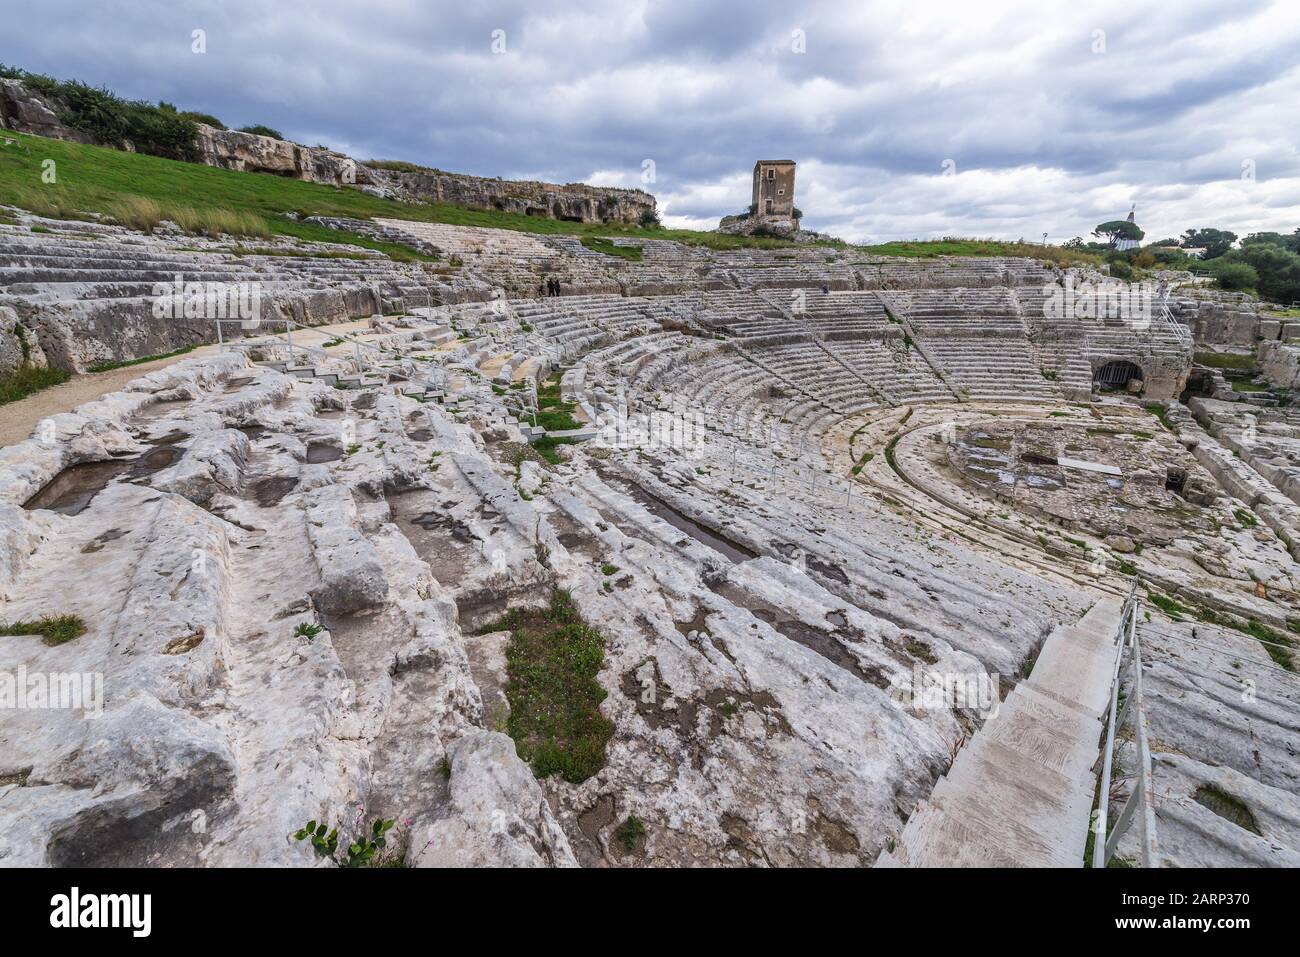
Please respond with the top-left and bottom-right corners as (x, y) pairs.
(0, 79), (656, 224)
(359, 166), (655, 225)
(194, 125), (358, 186)
(0, 78), (95, 144)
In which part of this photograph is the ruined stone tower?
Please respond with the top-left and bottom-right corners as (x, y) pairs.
(752, 160), (796, 218)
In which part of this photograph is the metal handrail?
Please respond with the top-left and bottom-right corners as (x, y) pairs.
(1093, 581), (1161, 867)
(1156, 294), (1191, 342)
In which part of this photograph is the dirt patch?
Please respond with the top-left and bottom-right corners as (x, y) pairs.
(80, 528), (127, 554)
(162, 630), (205, 655)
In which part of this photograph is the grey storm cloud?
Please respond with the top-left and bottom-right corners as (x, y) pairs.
(2, 0), (1297, 243)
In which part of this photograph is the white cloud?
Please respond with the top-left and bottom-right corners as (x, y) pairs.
(3, 0), (1297, 244)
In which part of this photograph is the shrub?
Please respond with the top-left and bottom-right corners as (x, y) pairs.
(239, 124), (284, 140)
(1208, 260), (1259, 292)
(1107, 258), (1134, 280)
(637, 208), (662, 229)
(0, 67), (200, 160)
(179, 111), (225, 130)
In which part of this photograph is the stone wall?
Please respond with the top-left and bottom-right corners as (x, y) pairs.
(1170, 291), (1261, 347)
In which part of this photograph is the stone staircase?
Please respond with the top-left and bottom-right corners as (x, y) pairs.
(877, 595), (1124, 867)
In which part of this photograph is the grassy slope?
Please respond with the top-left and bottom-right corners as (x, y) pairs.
(859, 238), (1103, 267)
(0, 131), (806, 252)
(2, 131), (1098, 265)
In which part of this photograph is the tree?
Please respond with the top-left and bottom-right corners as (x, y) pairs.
(1093, 220), (1144, 245)
(1219, 244), (1300, 302)
(1206, 260), (1258, 292)
(1181, 228), (1237, 259)
(1062, 237), (1085, 250)
(1243, 231), (1300, 255)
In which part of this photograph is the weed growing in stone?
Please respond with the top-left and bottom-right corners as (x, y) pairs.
(615, 814), (646, 851)
(0, 614), (86, 646)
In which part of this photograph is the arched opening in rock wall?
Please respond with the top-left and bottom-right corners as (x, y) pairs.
(1094, 359), (1144, 392)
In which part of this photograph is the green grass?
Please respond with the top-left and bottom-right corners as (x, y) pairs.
(581, 236), (643, 261)
(1170, 601), (1296, 672)
(1147, 592), (1193, 620)
(477, 588), (614, 783)
(600, 563), (619, 576)
(615, 815), (646, 852)
(1142, 403), (1173, 432)
(858, 238), (1103, 267)
(0, 364), (71, 405)
(533, 373), (584, 431)
(0, 614), (87, 646)
(851, 451), (875, 475)
(1234, 507), (1259, 529)
(1194, 351), (1257, 371)
(0, 130), (812, 254)
(533, 435), (580, 464)
(1241, 619), (1296, 671)
(87, 344), (198, 373)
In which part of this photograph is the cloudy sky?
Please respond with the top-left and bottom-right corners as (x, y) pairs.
(5, 0), (1299, 244)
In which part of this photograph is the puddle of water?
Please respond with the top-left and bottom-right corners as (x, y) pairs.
(24, 446), (183, 515)
(305, 442), (342, 464)
(223, 376), (256, 393)
(238, 425), (268, 441)
(408, 429), (433, 442)
(249, 476), (299, 507)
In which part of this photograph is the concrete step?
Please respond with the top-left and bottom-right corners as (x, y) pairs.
(885, 802), (1034, 868)
(980, 687), (1100, 783)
